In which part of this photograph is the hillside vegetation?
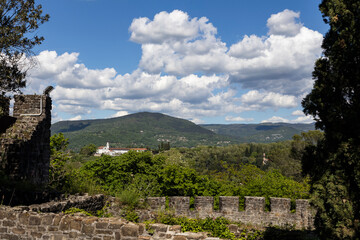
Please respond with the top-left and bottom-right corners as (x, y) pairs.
(51, 112), (314, 151)
(51, 112), (235, 150)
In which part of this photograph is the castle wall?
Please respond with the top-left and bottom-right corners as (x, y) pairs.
(146, 196), (314, 229)
(0, 195), (314, 239)
(0, 94), (52, 186)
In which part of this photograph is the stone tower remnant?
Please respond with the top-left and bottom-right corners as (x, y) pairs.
(0, 87), (53, 185)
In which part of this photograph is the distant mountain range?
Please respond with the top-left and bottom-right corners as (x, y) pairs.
(51, 112), (315, 151)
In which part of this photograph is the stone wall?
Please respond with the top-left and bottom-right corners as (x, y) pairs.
(0, 195), (314, 239)
(145, 196), (314, 229)
(0, 94), (52, 186)
(0, 206), (215, 240)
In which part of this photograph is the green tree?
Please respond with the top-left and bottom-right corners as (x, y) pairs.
(80, 143), (97, 156)
(301, 0), (360, 238)
(0, 0), (49, 98)
(49, 133), (71, 191)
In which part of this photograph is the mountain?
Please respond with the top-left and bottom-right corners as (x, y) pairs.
(51, 112), (315, 151)
(201, 122), (315, 142)
(51, 112), (235, 151)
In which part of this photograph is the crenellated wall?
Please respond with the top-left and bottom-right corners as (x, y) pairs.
(146, 196), (314, 229)
(0, 94), (52, 186)
(0, 195), (314, 239)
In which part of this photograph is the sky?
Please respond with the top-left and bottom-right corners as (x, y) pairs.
(23, 0), (329, 124)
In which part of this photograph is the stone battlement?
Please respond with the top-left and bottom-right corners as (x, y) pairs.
(0, 194), (315, 239)
(146, 196), (314, 229)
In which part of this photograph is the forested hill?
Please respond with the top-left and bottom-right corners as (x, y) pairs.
(201, 122), (315, 143)
(51, 112), (235, 151)
(51, 112), (315, 151)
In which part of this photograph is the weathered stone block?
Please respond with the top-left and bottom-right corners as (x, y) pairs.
(103, 236), (114, 240)
(270, 197), (290, 214)
(70, 219), (82, 231)
(146, 197), (166, 210)
(150, 223), (168, 232)
(50, 234), (66, 240)
(47, 225), (59, 232)
(95, 229), (113, 235)
(59, 216), (71, 230)
(3, 220), (15, 227)
(108, 222), (123, 229)
(245, 196), (265, 212)
(173, 235), (187, 240)
(121, 224), (139, 237)
(195, 196), (214, 214)
(52, 215), (62, 225)
(12, 228), (25, 235)
(95, 221), (109, 229)
(30, 231), (43, 238)
(169, 197), (190, 215)
(41, 214), (55, 225)
(115, 232), (121, 240)
(68, 231), (78, 238)
(82, 224), (94, 235)
(138, 223), (145, 235)
(0, 233), (20, 240)
(219, 196), (239, 213)
(169, 225), (181, 232)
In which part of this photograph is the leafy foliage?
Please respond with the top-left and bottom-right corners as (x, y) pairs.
(156, 213), (263, 240)
(0, 0), (49, 97)
(79, 143), (97, 156)
(301, 0), (360, 238)
(49, 133), (71, 191)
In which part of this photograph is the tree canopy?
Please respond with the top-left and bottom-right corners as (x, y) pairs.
(302, 0), (360, 238)
(0, 0), (49, 96)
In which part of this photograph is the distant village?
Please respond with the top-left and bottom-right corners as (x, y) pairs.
(95, 142), (147, 156)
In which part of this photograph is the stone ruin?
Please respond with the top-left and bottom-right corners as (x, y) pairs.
(0, 194), (315, 239)
(0, 89), (52, 186)
(146, 196), (314, 229)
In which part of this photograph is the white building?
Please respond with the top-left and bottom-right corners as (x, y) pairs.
(95, 142), (147, 156)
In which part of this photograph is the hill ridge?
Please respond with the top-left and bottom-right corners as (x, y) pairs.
(51, 112), (314, 151)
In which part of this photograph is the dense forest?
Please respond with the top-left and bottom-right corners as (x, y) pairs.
(49, 130), (324, 210)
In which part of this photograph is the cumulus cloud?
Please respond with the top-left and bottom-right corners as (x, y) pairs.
(228, 35), (266, 59)
(261, 114), (314, 124)
(69, 115), (82, 121)
(241, 90), (297, 109)
(23, 9), (322, 123)
(129, 9), (322, 96)
(110, 111), (129, 118)
(129, 10), (216, 44)
(292, 110), (304, 116)
(225, 116), (254, 122)
(261, 116), (289, 123)
(267, 9), (302, 36)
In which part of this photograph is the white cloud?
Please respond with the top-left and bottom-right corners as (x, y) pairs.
(69, 115), (82, 121)
(241, 90), (297, 109)
(261, 116), (289, 123)
(111, 111), (129, 118)
(228, 35), (266, 59)
(22, 9), (323, 123)
(261, 114), (314, 124)
(267, 9), (302, 37)
(190, 118), (205, 124)
(292, 115), (314, 123)
(225, 116), (254, 122)
(129, 9), (322, 96)
(129, 10), (216, 44)
(292, 110), (304, 116)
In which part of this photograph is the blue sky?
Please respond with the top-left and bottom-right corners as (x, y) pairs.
(24, 0), (328, 124)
